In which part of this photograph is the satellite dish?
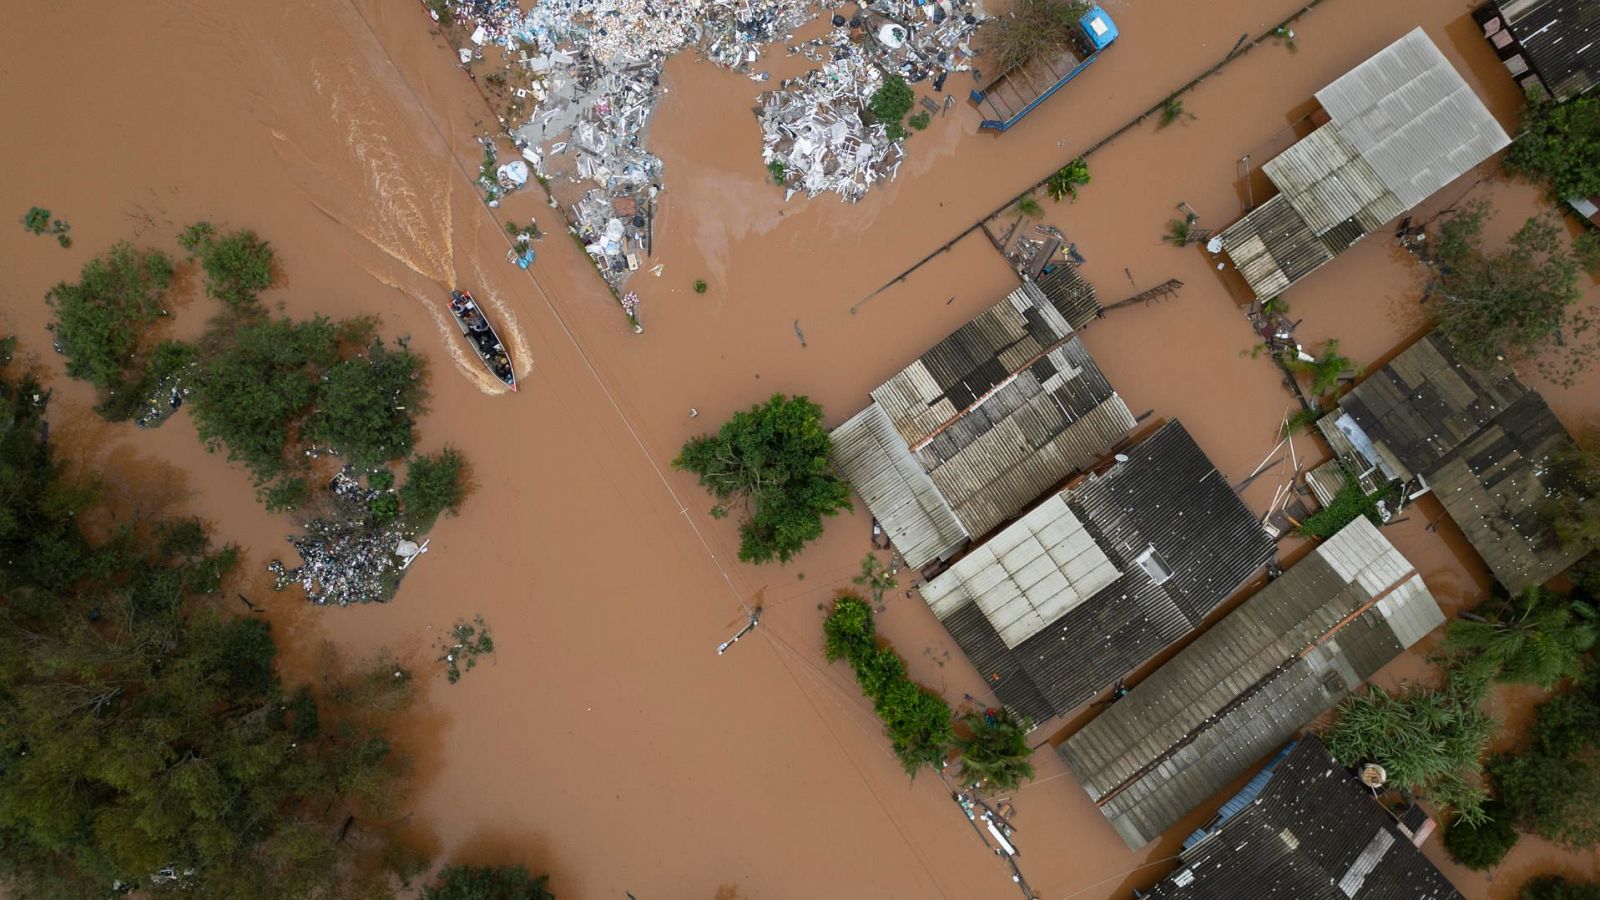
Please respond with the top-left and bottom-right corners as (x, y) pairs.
(1360, 763), (1388, 788)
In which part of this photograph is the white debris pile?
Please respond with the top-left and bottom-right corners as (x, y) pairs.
(268, 469), (410, 606)
(759, 55), (904, 203)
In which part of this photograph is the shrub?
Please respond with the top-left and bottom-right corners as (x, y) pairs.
(767, 160), (786, 185)
(47, 242), (174, 395)
(1046, 158), (1090, 202)
(908, 110), (931, 131)
(824, 594), (954, 775)
(1017, 194), (1043, 217)
(693, 279), (708, 294)
(823, 594), (875, 663)
(982, 0), (1090, 74)
(1159, 96), (1185, 128)
(1444, 800), (1519, 869)
(400, 447), (467, 530)
(868, 74), (915, 131)
(1521, 876), (1600, 900)
(262, 476), (311, 513)
(180, 221), (276, 309)
(1506, 95), (1600, 200)
(1297, 476), (1396, 539)
(424, 864), (553, 900)
(1492, 676), (1600, 848)
(305, 338), (426, 469)
(674, 394), (851, 564)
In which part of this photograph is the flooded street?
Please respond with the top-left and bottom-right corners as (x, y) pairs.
(3, 0), (1598, 897)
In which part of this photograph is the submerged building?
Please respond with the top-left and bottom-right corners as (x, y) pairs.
(1476, 0), (1600, 101)
(921, 421), (1276, 723)
(1318, 331), (1587, 593)
(1218, 28), (1511, 300)
(830, 281), (1134, 570)
(1143, 736), (1463, 900)
(1060, 517), (1444, 849)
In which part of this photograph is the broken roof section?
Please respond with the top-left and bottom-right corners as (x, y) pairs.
(1060, 517), (1443, 850)
(924, 421), (1277, 722)
(831, 281), (1135, 569)
(1146, 736), (1464, 900)
(1318, 331), (1587, 593)
(1220, 28), (1510, 299)
(1486, 0), (1600, 101)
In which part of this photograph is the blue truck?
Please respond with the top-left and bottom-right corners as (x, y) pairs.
(970, 5), (1118, 132)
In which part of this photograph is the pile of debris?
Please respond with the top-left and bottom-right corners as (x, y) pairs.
(268, 468), (418, 606)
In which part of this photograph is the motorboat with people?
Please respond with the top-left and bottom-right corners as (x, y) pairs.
(448, 290), (516, 391)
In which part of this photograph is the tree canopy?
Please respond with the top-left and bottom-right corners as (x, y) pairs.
(1540, 442), (1600, 552)
(0, 349), (423, 898)
(1443, 800), (1519, 870)
(1492, 671), (1600, 849)
(399, 447), (468, 531)
(673, 394), (851, 564)
(1522, 876), (1600, 900)
(180, 221), (276, 310)
(1444, 587), (1597, 689)
(423, 864), (554, 900)
(1428, 201), (1599, 384)
(956, 708), (1036, 791)
(47, 242), (173, 404)
(305, 338), (426, 469)
(1506, 95), (1600, 200)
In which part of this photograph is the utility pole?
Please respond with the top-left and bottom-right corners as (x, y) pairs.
(717, 607), (762, 655)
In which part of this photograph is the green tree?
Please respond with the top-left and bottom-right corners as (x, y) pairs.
(1429, 201), (1600, 384)
(181, 221), (276, 309)
(46, 242), (173, 399)
(1046, 158), (1090, 202)
(981, 0), (1090, 73)
(1323, 678), (1496, 823)
(956, 709), (1036, 790)
(1443, 800), (1519, 870)
(1540, 443), (1600, 551)
(1287, 338), (1355, 396)
(400, 447), (468, 531)
(1492, 675), (1600, 849)
(673, 394), (851, 564)
(1522, 876), (1600, 900)
(1506, 95), (1600, 200)
(823, 594), (875, 664)
(423, 864), (554, 900)
(0, 350), (423, 898)
(187, 315), (345, 481)
(868, 74), (916, 142)
(1444, 587), (1597, 689)
(306, 338), (426, 469)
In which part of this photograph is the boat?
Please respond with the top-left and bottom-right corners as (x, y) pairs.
(448, 290), (517, 390)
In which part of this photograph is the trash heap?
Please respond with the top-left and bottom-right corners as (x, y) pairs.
(268, 468), (410, 606)
(758, 1), (983, 202)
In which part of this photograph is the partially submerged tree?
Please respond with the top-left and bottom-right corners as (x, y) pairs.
(1540, 442), (1600, 552)
(981, 0), (1090, 74)
(674, 394), (851, 564)
(1428, 201), (1600, 384)
(1492, 672), (1600, 849)
(1322, 677), (1496, 823)
(399, 446), (468, 531)
(1443, 800), (1520, 870)
(180, 221), (276, 309)
(1046, 157), (1091, 202)
(305, 338), (427, 469)
(867, 74), (915, 142)
(46, 241), (173, 401)
(423, 865), (554, 900)
(1444, 587), (1597, 689)
(956, 708), (1036, 791)
(1521, 875), (1600, 900)
(1506, 95), (1600, 200)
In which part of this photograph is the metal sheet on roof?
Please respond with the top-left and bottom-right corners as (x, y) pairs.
(831, 403), (968, 569)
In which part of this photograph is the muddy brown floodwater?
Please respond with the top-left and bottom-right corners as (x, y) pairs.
(3, 0), (1598, 897)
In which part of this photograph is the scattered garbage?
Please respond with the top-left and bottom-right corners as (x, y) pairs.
(268, 467), (413, 606)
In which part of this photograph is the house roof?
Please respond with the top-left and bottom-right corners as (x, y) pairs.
(1221, 29), (1509, 299)
(831, 282), (1134, 569)
(1060, 517), (1444, 849)
(1145, 736), (1465, 900)
(1498, 0), (1600, 101)
(925, 421), (1276, 722)
(1318, 331), (1586, 593)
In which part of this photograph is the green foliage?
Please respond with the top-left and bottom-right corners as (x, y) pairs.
(982, 0), (1091, 73)
(400, 447), (468, 531)
(180, 222), (275, 309)
(438, 616), (494, 684)
(262, 476), (311, 513)
(1444, 587), (1597, 689)
(673, 394), (851, 564)
(1283, 403), (1325, 436)
(1506, 95), (1600, 200)
(1522, 876), (1600, 900)
(853, 553), (895, 604)
(1429, 201), (1598, 385)
(867, 75), (915, 139)
(1296, 476), (1396, 538)
(1017, 194), (1043, 218)
(1540, 443), (1600, 551)
(305, 338), (426, 469)
(187, 314), (344, 482)
(693, 279), (708, 294)
(424, 864), (553, 900)
(1323, 680), (1496, 823)
(21, 206), (51, 234)
(47, 242), (174, 401)
(1492, 674), (1600, 848)
(1262, 296), (1289, 316)
(823, 595), (954, 775)
(1046, 158), (1090, 203)
(1444, 800), (1519, 870)
(1158, 96), (1186, 128)
(908, 110), (931, 131)
(767, 160), (786, 185)
(369, 469), (395, 492)
(1165, 217), (1193, 245)
(370, 493), (399, 523)
(957, 708), (1035, 790)
(1286, 338), (1355, 396)
(0, 358), (420, 897)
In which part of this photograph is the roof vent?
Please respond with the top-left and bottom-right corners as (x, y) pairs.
(1134, 546), (1174, 584)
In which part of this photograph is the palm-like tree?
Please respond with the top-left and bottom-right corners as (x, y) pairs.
(957, 708), (1036, 790)
(1444, 587), (1597, 689)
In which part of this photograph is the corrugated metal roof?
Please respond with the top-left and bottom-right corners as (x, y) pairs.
(1264, 124), (1405, 235)
(1322, 331), (1587, 593)
(1218, 196), (1335, 300)
(1316, 28), (1511, 209)
(1059, 518), (1443, 849)
(1145, 736), (1465, 900)
(1030, 263), (1103, 330)
(926, 421), (1275, 719)
(830, 403), (968, 568)
(1500, 0), (1600, 101)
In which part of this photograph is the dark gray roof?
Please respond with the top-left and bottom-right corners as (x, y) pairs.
(924, 421), (1276, 722)
(832, 283), (1135, 568)
(1499, 0), (1600, 101)
(1060, 518), (1444, 849)
(1030, 263), (1102, 330)
(1318, 331), (1587, 593)
(1145, 736), (1465, 900)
